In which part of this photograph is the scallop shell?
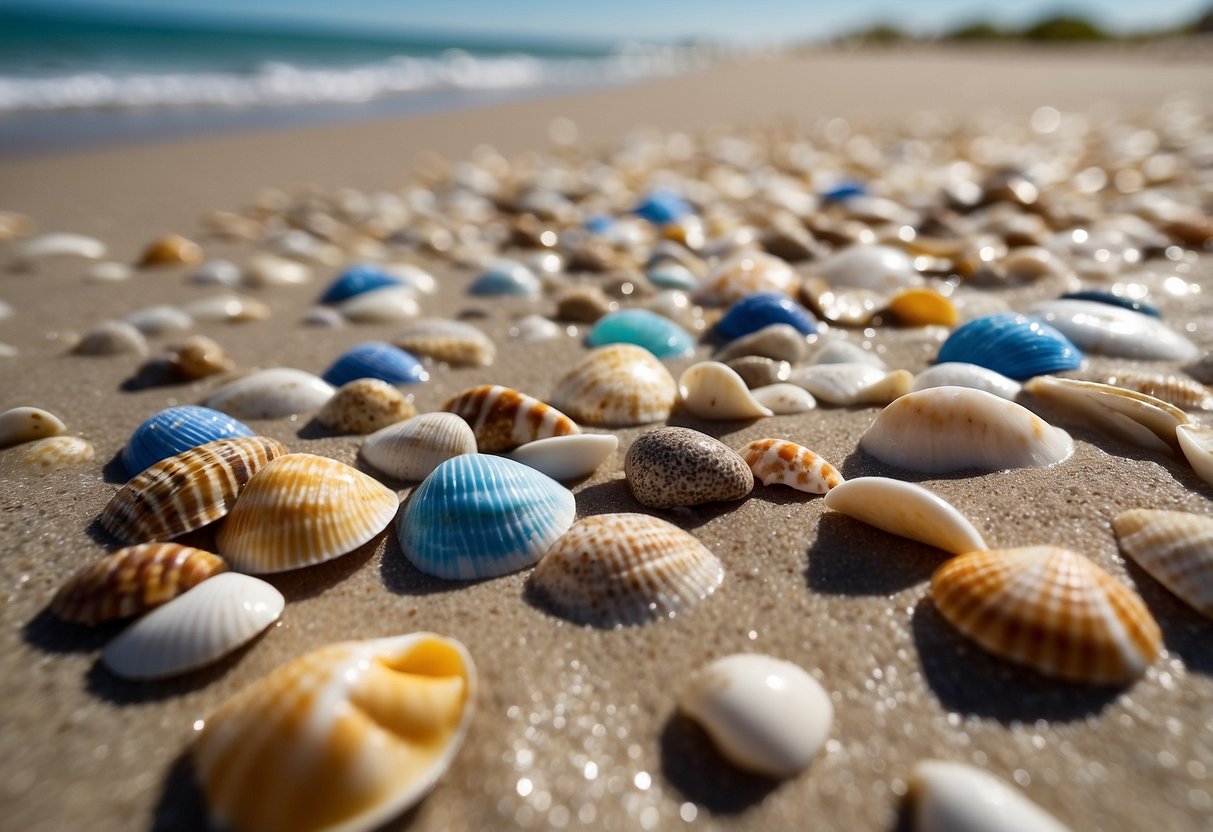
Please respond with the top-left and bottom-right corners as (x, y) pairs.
(714, 323), (812, 363)
(911, 760), (1072, 832)
(122, 405), (255, 476)
(625, 426), (754, 508)
(193, 632), (475, 832)
(123, 305), (193, 335)
(216, 453), (399, 574)
(887, 287), (959, 327)
(338, 285), (422, 323)
(360, 413), (477, 481)
(50, 543), (228, 625)
(1176, 424), (1213, 486)
(242, 252), (312, 287)
(678, 362), (774, 420)
(508, 433), (618, 481)
(205, 368), (335, 420)
(550, 345), (678, 427)
(72, 320), (148, 357)
(1113, 509), (1213, 618)
(810, 243), (922, 292)
(1024, 375), (1187, 455)
(315, 378), (416, 434)
(0, 406), (65, 448)
(469, 259), (541, 296)
(1027, 299), (1197, 361)
(751, 383), (817, 414)
(931, 546), (1161, 684)
(181, 293), (271, 323)
(169, 334), (235, 381)
(739, 438), (842, 493)
(393, 319), (495, 367)
(936, 313), (1083, 380)
(695, 251), (798, 306)
(530, 513), (723, 627)
(790, 364), (911, 406)
(824, 477), (986, 555)
(138, 233), (203, 268)
(715, 292), (817, 341)
(912, 362), (1021, 400)
(322, 342), (428, 387)
(20, 435), (95, 470)
(399, 454), (575, 580)
(586, 309), (695, 359)
(318, 264), (403, 304)
(101, 573), (282, 680)
(1098, 371), (1213, 411)
(443, 384), (580, 452)
(861, 387), (1073, 474)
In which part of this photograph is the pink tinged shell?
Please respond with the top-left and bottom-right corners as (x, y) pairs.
(739, 438), (843, 494)
(824, 476), (986, 555)
(1113, 509), (1213, 619)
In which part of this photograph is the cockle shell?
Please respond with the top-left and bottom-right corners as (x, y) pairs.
(751, 383), (817, 414)
(217, 453), (399, 573)
(123, 305), (193, 335)
(50, 543), (228, 625)
(739, 439), (842, 493)
(695, 251), (798, 306)
(936, 313), (1083, 380)
(715, 292), (817, 341)
(550, 345), (674, 427)
(193, 632), (475, 832)
(101, 573), (283, 680)
(715, 323), (812, 364)
(887, 287), (958, 327)
(338, 285), (422, 323)
(530, 513), (723, 627)
(138, 233), (203, 268)
(679, 654), (832, 778)
(810, 243), (922, 292)
(1176, 424), (1213, 486)
(169, 335), (235, 380)
(1027, 299), (1197, 361)
(360, 413), (476, 481)
(0, 406), (65, 448)
(443, 384), (580, 452)
(912, 362), (1022, 400)
(1024, 375), (1187, 455)
(789, 364), (911, 406)
(181, 293), (271, 323)
(315, 378), (416, 434)
(678, 362), (774, 420)
(1113, 509), (1213, 618)
(931, 547), (1161, 684)
(1098, 371), (1213, 411)
(394, 319), (495, 367)
(861, 387), (1073, 474)
(586, 309), (695, 358)
(72, 320), (148, 357)
(508, 433), (618, 481)
(911, 760), (1072, 832)
(322, 342), (428, 387)
(625, 427), (754, 508)
(824, 477), (986, 555)
(19, 436), (95, 470)
(205, 369), (335, 420)
(122, 405), (255, 476)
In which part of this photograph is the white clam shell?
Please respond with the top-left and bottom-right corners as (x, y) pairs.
(715, 323), (812, 363)
(361, 412), (476, 481)
(812, 243), (922, 292)
(181, 293), (271, 323)
(83, 261), (133, 283)
(1026, 299), (1198, 361)
(679, 362), (774, 420)
(680, 654), (833, 779)
(204, 368), (335, 419)
(73, 320), (148, 356)
(814, 339), (887, 368)
(913, 362), (1022, 400)
(101, 573), (283, 680)
(0, 406), (66, 448)
(509, 433), (618, 481)
(751, 383), (817, 414)
(824, 477), (987, 555)
(911, 760), (1071, 832)
(1177, 424), (1213, 486)
(1025, 375), (1187, 455)
(790, 363), (911, 406)
(339, 285), (421, 323)
(17, 232), (107, 261)
(509, 314), (561, 342)
(124, 305), (194, 336)
(190, 259), (242, 286)
(242, 253), (312, 287)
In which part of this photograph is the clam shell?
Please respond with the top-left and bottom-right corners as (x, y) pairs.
(205, 368), (335, 420)
(169, 335), (235, 380)
(740, 438), (841, 493)
(550, 345), (678, 427)
(0, 406), (65, 448)
(193, 632), (474, 832)
(322, 341), (428, 387)
(810, 243), (922, 292)
(715, 292), (817, 341)
(242, 252), (311, 287)
(936, 313), (1083, 380)
(714, 323), (812, 363)
(586, 309), (695, 358)
(123, 304), (193, 335)
(911, 760), (1071, 832)
(813, 339), (887, 368)
(751, 383), (817, 414)
(861, 387), (1073, 474)
(824, 476), (986, 555)
(217, 453), (399, 574)
(101, 573), (282, 680)
(1027, 299), (1197, 361)
(1176, 424), (1213, 486)
(508, 433), (618, 481)
(931, 546), (1161, 684)
(678, 362), (774, 420)
(530, 513), (722, 627)
(360, 413), (477, 481)
(469, 259), (541, 296)
(695, 251), (798, 306)
(338, 285), (422, 323)
(181, 293), (271, 323)
(399, 454), (575, 580)
(315, 378), (416, 434)
(72, 320), (148, 357)
(393, 319), (495, 367)
(443, 384), (580, 452)
(887, 287), (958, 327)
(50, 543), (228, 625)
(1098, 371), (1213, 411)
(1113, 509), (1213, 618)
(509, 314), (561, 342)
(122, 405), (255, 476)
(790, 364), (911, 406)
(16, 232), (106, 261)
(912, 362), (1021, 400)
(138, 233), (203, 268)
(318, 264), (403, 304)
(20, 435), (95, 470)
(1024, 375), (1187, 455)
(625, 426), (754, 508)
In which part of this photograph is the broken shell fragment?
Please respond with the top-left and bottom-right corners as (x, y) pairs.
(1024, 375), (1187, 455)
(739, 438), (842, 493)
(508, 433), (618, 481)
(1176, 424), (1213, 486)
(824, 477), (986, 555)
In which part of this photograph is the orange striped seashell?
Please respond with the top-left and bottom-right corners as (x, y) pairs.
(1113, 509), (1213, 619)
(931, 547), (1161, 685)
(50, 543), (228, 625)
(442, 384), (579, 452)
(216, 453), (399, 573)
(99, 436), (288, 544)
(738, 438), (843, 493)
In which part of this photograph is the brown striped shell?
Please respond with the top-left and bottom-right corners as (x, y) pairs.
(738, 438), (843, 493)
(442, 384), (579, 452)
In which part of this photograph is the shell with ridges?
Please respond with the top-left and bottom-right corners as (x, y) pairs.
(678, 362), (774, 420)
(625, 426), (754, 508)
(913, 362), (1021, 400)
(694, 251), (798, 306)
(1177, 424), (1213, 486)
(443, 384), (579, 452)
(715, 292), (817, 341)
(824, 476), (986, 555)
(318, 264), (403, 304)
(586, 309), (695, 358)
(936, 313), (1083, 381)
(0, 406), (65, 448)
(322, 341), (428, 387)
(393, 319), (495, 367)
(122, 405), (255, 476)
(1113, 509), (1213, 619)
(508, 433), (618, 481)
(205, 368), (335, 420)
(1098, 371), (1213, 411)
(1024, 375), (1187, 455)
(315, 378), (416, 434)
(911, 760), (1072, 832)
(20, 435), (95, 470)
(740, 438), (842, 493)
(751, 383), (817, 414)
(1026, 299), (1197, 361)
(360, 413), (476, 481)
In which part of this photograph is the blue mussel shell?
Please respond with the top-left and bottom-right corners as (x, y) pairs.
(715, 292), (818, 342)
(122, 405), (254, 476)
(936, 312), (1084, 380)
(322, 341), (428, 387)
(586, 309), (695, 358)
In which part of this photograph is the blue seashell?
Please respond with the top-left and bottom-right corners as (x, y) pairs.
(633, 189), (691, 226)
(715, 292), (818, 342)
(822, 181), (867, 201)
(469, 260), (541, 296)
(322, 341), (428, 387)
(122, 405), (254, 476)
(647, 262), (700, 292)
(585, 215), (615, 234)
(1061, 290), (1160, 318)
(317, 264), (403, 304)
(586, 309), (695, 358)
(936, 313), (1084, 381)
(399, 454), (576, 580)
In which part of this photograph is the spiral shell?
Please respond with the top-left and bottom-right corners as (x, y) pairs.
(443, 384), (579, 452)
(550, 344), (678, 427)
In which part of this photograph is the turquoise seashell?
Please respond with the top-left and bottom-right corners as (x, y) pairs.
(936, 313), (1083, 381)
(586, 309), (695, 358)
(468, 260), (541, 296)
(399, 454), (576, 580)
(122, 405), (254, 476)
(647, 262), (700, 292)
(322, 342), (428, 387)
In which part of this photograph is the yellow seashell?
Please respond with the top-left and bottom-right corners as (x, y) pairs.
(138, 233), (203, 268)
(887, 287), (959, 327)
(443, 384), (579, 452)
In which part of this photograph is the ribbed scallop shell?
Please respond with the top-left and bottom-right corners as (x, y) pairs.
(715, 292), (817, 341)
(51, 543), (228, 625)
(315, 378), (416, 434)
(790, 364), (911, 406)
(1177, 424), (1213, 486)
(1024, 375), (1187, 455)
(936, 313), (1083, 381)
(122, 405), (255, 476)
(217, 453), (399, 574)
(911, 760), (1072, 832)
(100, 436), (288, 544)
(101, 573), (282, 680)
(399, 454), (575, 580)
(0, 406), (65, 448)
(19, 436), (95, 471)
(508, 433), (618, 481)
(360, 413), (477, 481)
(740, 438), (842, 493)
(322, 341), (428, 387)
(550, 344), (678, 426)
(393, 319), (495, 367)
(530, 513), (723, 627)
(1099, 371), (1213, 411)
(861, 387), (1073, 474)
(1113, 509), (1213, 619)
(443, 384), (580, 452)
(1027, 299), (1197, 361)
(205, 368), (335, 420)
(678, 362), (773, 420)
(912, 362), (1022, 400)
(193, 632), (474, 832)
(694, 251), (798, 306)
(824, 476), (986, 555)
(586, 309), (695, 358)
(931, 547), (1161, 684)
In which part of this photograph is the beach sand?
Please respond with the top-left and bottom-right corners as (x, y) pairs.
(1, 49), (1212, 832)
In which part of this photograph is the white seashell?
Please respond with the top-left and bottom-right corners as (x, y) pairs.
(270, 229), (342, 265)
(715, 323), (812, 363)
(1098, 371), (1213, 411)
(101, 573), (283, 680)
(19, 436), (94, 470)
(181, 293), (271, 323)
(814, 339), (887, 368)
(811, 244), (922, 292)
(361, 412), (476, 481)
(1176, 424), (1213, 486)
(72, 320), (148, 356)
(339, 285), (421, 323)
(551, 344), (678, 426)
(16, 232), (107, 261)
(394, 318), (495, 367)
(913, 362), (1022, 400)
(680, 654), (833, 779)
(509, 433), (618, 481)
(82, 261), (133, 283)
(790, 364), (911, 406)
(751, 383), (817, 414)
(242, 253), (312, 287)
(911, 760), (1071, 832)
(1024, 375), (1187, 456)
(382, 262), (438, 294)
(190, 259), (242, 286)
(678, 362), (774, 420)
(695, 251), (798, 305)
(1113, 508), (1213, 618)
(509, 314), (561, 342)
(123, 305), (194, 336)
(0, 407), (66, 448)
(824, 477), (987, 555)
(1026, 299), (1198, 361)
(204, 368), (335, 419)
(302, 306), (346, 327)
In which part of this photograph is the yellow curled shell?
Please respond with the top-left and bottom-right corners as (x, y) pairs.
(887, 287), (959, 327)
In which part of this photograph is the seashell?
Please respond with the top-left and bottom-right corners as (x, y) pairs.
(242, 252), (311, 287)
(190, 259), (242, 287)
(625, 426), (753, 508)
(740, 438), (840, 492)
(508, 433), (618, 481)
(715, 292), (817, 341)
(586, 309), (694, 359)
(1024, 375), (1186, 455)
(887, 287), (958, 327)
(678, 362), (774, 420)
(800, 277), (885, 326)
(338, 285), (422, 323)
(550, 344), (678, 427)
(725, 356), (791, 389)
(679, 654), (832, 778)
(180, 293), (271, 323)
(381, 262), (437, 294)
(0, 406), (65, 448)
(556, 286), (615, 323)
(790, 364), (911, 406)
(695, 251), (798, 306)
(1026, 299), (1196, 361)
(138, 233), (203, 268)
(999, 246), (1069, 282)
(1098, 371), (1213, 411)
(317, 264), (403, 304)
(1061, 289), (1160, 318)
(911, 760), (1072, 832)
(394, 318), (495, 367)
(913, 362), (1021, 400)
(193, 632), (475, 832)
(303, 306), (345, 327)
(271, 229), (341, 265)
(169, 335), (235, 380)
(645, 290), (705, 331)
(1113, 509), (1213, 618)
(443, 384), (579, 452)
(217, 453), (399, 573)
(469, 259), (541, 296)
(0, 210), (34, 241)
(634, 189), (691, 225)
(361, 413), (476, 481)
(101, 436), (288, 544)
(322, 341), (428, 387)
(83, 261), (133, 283)
(205, 369), (335, 420)
(824, 477), (986, 555)
(50, 543), (228, 625)
(813, 339), (886, 368)
(400, 454), (575, 580)
(16, 232), (107, 261)
(810, 244), (922, 292)
(936, 313), (1084, 380)
(122, 405), (255, 476)
(102, 572), (282, 680)
(751, 383), (817, 414)
(509, 314), (561, 342)
(862, 387), (1073, 474)
(19, 435), (95, 470)
(931, 546), (1161, 684)
(316, 378), (416, 434)
(647, 261), (700, 292)
(72, 320), (148, 357)
(1176, 424), (1213, 486)
(531, 513), (722, 627)
(715, 323), (811, 363)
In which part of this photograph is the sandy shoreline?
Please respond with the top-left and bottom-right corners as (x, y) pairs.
(1, 50), (1212, 832)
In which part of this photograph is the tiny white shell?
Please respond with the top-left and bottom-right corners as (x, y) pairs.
(339, 285), (421, 323)
(751, 383), (817, 414)
(790, 364), (911, 406)
(911, 760), (1071, 832)
(813, 339), (887, 368)
(508, 433), (618, 481)
(83, 261), (133, 283)
(72, 320), (148, 356)
(124, 305), (194, 336)
(17, 232), (107, 261)
(361, 412), (477, 481)
(679, 362), (774, 420)
(1027, 299), (1198, 361)
(204, 368), (335, 419)
(0, 406), (66, 448)
(824, 477), (987, 555)
(913, 362), (1022, 400)
(181, 293), (271, 323)
(242, 253), (312, 287)
(510, 314), (562, 342)
(1177, 424), (1213, 486)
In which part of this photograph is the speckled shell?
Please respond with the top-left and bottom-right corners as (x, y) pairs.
(122, 405), (255, 476)
(911, 760), (1072, 832)
(137, 233), (203, 268)
(1027, 299), (1197, 361)
(19, 435), (95, 470)
(810, 244), (922, 292)
(193, 632), (475, 832)
(912, 362), (1021, 400)
(739, 439), (842, 493)
(1177, 424), (1213, 486)
(1113, 509), (1213, 619)
(790, 364), (911, 406)
(887, 287), (958, 327)
(715, 292), (817, 341)
(205, 368), (335, 420)
(936, 313), (1084, 381)
(360, 413), (477, 481)
(322, 342), (428, 387)
(216, 453), (399, 574)
(751, 383), (817, 414)
(824, 477), (986, 555)
(72, 320), (148, 357)
(531, 513), (723, 627)
(315, 378), (416, 434)
(0, 406), (65, 448)
(625, 426), (754, 508)
(586, 309), (695, 358)
(1099, 371), (1213, 411)
(442, 384), (580, 452)
(931, 547), (1161, 684)
(100, 436), (288, 544)
(715, 323), (812, 363)
(678, 362), (774, 420)
(550, 344), (678, 426)
(508, 433), (618, 481)
(394, 319), (495, 367)
(1024, 375), (1187, 455)
(695, 251), (798, 306)
(50, 543), (229, 625)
